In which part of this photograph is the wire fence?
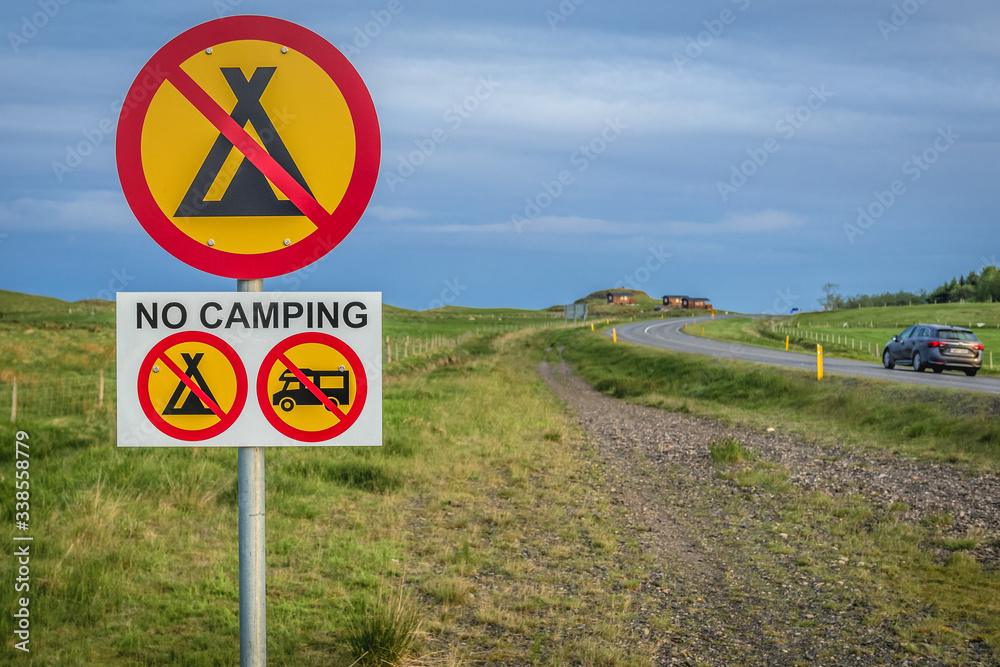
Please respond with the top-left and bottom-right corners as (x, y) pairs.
(2, 322), (599, 421)
(1, 371), (115, 421)
(383, 331), (473, 364)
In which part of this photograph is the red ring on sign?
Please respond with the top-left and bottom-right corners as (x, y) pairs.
(256, 332), (368, 442)
(138, 331), (248, 441)
(116, 15), (380, 279)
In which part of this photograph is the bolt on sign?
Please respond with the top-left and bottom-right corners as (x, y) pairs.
(115, 15), (380, 279)
(117, 292), (382, 447)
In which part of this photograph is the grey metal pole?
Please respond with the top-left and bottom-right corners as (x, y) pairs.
(237, 278), (265, 666)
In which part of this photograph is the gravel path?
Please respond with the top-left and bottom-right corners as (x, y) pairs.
(539, 354), (1000, 666)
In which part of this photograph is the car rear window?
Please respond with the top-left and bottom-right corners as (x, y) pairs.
(938, 329), (978, 341)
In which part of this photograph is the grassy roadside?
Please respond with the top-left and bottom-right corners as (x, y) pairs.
(553, 327), (1000, 470)
(552, 327), (1000, 662)
(0, 332), (664, 665)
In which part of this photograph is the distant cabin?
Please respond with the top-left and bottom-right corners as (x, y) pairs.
(606, 292), (636, 305)
(662, 295), (687, 308)
(662, 295), (712, 310)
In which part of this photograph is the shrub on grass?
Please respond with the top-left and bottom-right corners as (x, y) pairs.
(345, 585), (422, 666)
(708, 436), (755, 465)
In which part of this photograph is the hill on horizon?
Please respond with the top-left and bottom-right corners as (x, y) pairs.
(574, 288), (661, 308)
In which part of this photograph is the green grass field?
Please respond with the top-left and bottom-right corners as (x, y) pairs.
(2, 291), (1000, 664)
(0, 290), (672, 664)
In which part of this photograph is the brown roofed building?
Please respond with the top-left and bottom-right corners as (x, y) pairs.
(662, 295), (687, 308)
(607, 292), (636, 305)
(662, 295), (712, 309)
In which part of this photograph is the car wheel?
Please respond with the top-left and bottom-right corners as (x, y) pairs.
(912, 351), (925, 372)
(280, 397), (295, 412)
(882, 349), (894, 369)
(965, 369), (978, 377)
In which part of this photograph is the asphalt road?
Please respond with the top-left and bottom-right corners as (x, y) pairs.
(613, 316), (1000, 395)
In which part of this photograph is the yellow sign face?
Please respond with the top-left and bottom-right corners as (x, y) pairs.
(141, 39), (357, 254)
(138, 333), (248, 441)
(264, 343), (356, 431)
(257, 333), (369, 442)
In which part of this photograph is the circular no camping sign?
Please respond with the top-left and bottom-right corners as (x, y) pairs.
(116, 15), (381, 279)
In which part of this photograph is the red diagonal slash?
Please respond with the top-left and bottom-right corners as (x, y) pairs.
(167, 66), (327, 232)
(277, 353), (348, 421)
(157, 352), (226, 419)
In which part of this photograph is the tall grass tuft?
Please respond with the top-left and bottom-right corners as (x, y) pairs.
(345, 584), (423, 666)
(708, 436), (755, 465)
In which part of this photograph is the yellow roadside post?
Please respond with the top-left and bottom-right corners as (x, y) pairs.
(590, 322), (594, 331)
(701, 327), (705, 336)
(613, 328), (617, 343)
(785, 335), (789, 351)
(817, 344), (824, 380)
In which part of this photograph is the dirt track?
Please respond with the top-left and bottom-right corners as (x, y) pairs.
(538, 355), (1000, 666)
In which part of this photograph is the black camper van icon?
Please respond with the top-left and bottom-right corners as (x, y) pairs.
(272, 368), (350, 412)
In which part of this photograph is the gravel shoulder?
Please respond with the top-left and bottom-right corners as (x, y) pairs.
(538, 354), (1000, 666)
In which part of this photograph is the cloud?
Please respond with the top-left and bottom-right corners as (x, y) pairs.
(366, 205), (428, 221)
(715, 209), (803, 233)
(0, 190), (134, 232)
(410, 210), (802, 236)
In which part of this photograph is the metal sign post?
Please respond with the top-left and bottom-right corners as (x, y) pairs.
(116, 15), (382, 666)
(237, 278), (265, 665)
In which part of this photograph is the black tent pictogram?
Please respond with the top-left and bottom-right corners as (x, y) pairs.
(162, 352), (219, 415)
(175, 67), (313, 218)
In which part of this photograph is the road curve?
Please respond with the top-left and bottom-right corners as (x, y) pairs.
(612, 316), (1000, 395)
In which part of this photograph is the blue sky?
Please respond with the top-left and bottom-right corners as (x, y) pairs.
(2, 0), (998, 313)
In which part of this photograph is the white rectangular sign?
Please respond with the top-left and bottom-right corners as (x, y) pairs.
(117, 292), (382, 447)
